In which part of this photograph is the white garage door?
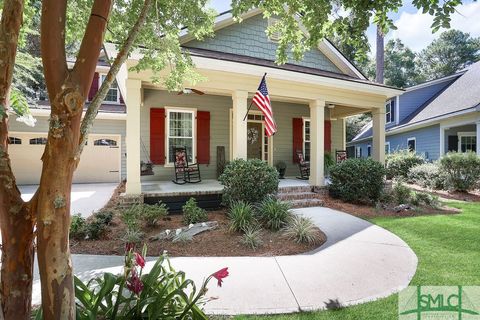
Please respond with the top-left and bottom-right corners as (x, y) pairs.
(8, 133), (121, 185)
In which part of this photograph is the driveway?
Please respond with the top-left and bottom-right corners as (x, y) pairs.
(20, 183), (118, 217)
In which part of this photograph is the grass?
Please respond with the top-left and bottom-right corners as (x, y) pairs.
(224, 201), (480, 320)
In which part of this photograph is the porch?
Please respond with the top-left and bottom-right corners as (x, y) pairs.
(440, 118), (479, 156)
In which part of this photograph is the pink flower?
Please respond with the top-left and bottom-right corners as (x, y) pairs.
(126, 271), (144, 294)
(212, 267), (229, 287)
(125, 242), (135, 253)
(134, 252), (145, 268)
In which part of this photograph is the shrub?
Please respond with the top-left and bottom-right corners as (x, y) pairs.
(324, 152), (335, 174)
(122, 229), (144, 244)
(228, 200), (255, 232)
(95, 211), (113, 225)
(219, 159), (279, 205)
(414, 192), (441, 209)
(440, 152), (480, 191)
(182, 198), (208, 225)
(241, 227), (263, 250)
(283, 215), (322, 244)
(70, 214), (87, 240)
(121, 203), (142, 231)
(392, 181), (413, 205)
(141, 202), (168, 227)
(329, 158), (386, 203)
(85, 220), (107, 240)
(407, 162), (446, 190)
(386, 150), (425, 179)
(257, 197), (291, 231)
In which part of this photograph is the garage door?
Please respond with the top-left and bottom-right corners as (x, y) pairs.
(8, 133), (121, 185)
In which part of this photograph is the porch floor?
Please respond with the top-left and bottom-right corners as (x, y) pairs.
(141, 177), (310, 197)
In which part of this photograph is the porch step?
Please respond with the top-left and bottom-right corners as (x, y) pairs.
(288, 198), (325, 209)
(277, 191), (324, 201)
(278, 186), (313, 193)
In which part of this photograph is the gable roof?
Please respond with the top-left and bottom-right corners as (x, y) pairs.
(180, 9), (367, 80)
(349, 62), (480, 143)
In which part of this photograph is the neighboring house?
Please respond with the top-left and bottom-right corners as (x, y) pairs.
(115, 9), (401, 195)
(8, 54), (127, 185)
(348, 61), (480, 161)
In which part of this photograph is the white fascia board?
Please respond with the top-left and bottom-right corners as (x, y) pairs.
(318, 40), (366, 80)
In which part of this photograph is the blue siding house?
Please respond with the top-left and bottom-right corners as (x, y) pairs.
(348, 61), (480, 160)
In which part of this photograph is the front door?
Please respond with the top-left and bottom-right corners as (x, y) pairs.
(247, 122), (263, 159)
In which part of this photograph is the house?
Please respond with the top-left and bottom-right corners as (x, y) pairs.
(8, 53), (127, 185)
(348, 61), (480, 160)
(8, 9), (402, 192)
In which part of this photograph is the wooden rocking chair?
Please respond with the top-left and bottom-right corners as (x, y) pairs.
(296, 149), (310, 180)
(172, 146), (201, 184)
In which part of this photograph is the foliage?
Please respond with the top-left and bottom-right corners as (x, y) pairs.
(182, 198), (208, 225)
(141, 202), (168, 227)
(329, 158), (385, 203)
(36, 245), (227, 319)
(417, 30), (480, 81)
(70, 214), (87, 240)
(257, 197), (291, 231)
(122, 229), (144, 245)
(241, 227), (263, 250)
(413, 192), (441, 209)
(346, 113), (372, 142)
(121, 204), (142, 231)
(95, 211), (114, 226)
(407, 162), (446, 190)
(219, 159), (279, 205)
(283, 215), (322, 245)
(391, 181), (414, 205)
(384, 39), (418, 88)
(275, 161), (287, 170)
(386, 150), (425, 179)
(439, 152), (480, 192)
(324, 152), (335, 174)
(389, 181), (440, 208)
(228, 200), (256, 233)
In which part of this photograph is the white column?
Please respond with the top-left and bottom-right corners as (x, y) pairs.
(125, 79), (142, 195)
(439, 126), (446, 157)
(231, 90), (248, 159)
(476, 121), (480, 156)
(372, 106), (386, 164)
(309, 99), (325, 186)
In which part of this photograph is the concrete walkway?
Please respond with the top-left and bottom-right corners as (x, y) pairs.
(31, 207), (418, 315)
(20, 183), (117, 217)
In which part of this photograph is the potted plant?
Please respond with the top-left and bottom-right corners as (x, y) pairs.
(275, 161), (287, 179)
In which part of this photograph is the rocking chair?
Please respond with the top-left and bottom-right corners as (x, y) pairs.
(172, 146), (201, 184)
(296, 149), (310, 180)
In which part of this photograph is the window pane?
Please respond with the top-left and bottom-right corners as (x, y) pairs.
(304, 141), (311, 161)
(169, 138), (193, 162)
(169, 112), (193, 137)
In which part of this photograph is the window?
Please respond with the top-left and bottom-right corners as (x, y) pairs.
(167, 109), (195, 164)
(8, 137), (21, 144)
(385, 142), (390, 154)
(94, 139), (117, 146)
(458, 133), (477, 153)
(385, 100), (395, 124)
(367, 145), (371, 157)
(100, 74), (120, 103)
(30, 137), (47, 145)
(355, 146), (362, 158)
(303, 119), (311, 161)
(407, 138), (416, 152)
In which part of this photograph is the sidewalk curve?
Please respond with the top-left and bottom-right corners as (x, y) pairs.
(32, 207), (418, 315)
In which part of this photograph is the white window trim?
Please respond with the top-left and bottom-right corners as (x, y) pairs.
(355, 146), (362, 158)
(385, 142), (391, 154)
(99, 73), (121, 104)
(303, 118), (310, 161)
(165, 107), (197, 167)
(367, 145), (371, 157)
(407, 137), (416, 152)
(385, 100), (393, 124)
(458, 131), (476, 153)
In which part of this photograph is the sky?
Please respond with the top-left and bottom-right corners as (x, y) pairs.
(208, 0), (480, 53)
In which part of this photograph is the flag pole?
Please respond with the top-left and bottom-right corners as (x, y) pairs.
(242, 73), (267, 121)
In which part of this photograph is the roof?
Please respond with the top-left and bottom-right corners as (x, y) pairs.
(349, 62), (480, 143)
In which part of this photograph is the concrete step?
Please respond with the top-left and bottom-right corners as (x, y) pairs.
(288, 198), (325, 209)
(277, 192), (323, 201)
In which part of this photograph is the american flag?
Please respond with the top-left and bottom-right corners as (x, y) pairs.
(252, 74), (277, 137)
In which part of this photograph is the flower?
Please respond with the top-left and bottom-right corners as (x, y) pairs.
(125, 242), (135, 252)
(126, 271), (144, 294)
(134, 252), (145, 268)
(212, 267), (229, 287)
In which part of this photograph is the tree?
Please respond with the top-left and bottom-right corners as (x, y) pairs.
(346, 113), (372, 142)
(376, 26), (385, 84)
(0, 0), (467, 318)
(417, 29), (480, 81)
(384, 39), (417, 88)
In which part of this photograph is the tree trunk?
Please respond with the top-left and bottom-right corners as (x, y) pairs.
(375, 25), (385, 84)
(0, 1), (36, 319)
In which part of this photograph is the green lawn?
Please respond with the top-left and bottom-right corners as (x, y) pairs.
(231, 201), (480, 320)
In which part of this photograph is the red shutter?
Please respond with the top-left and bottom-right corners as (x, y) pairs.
(150, 108), (165, 165)
(292, 118), (303, 163)
(196, 111), (210, 164)
(88, 72), (99, 101)
(324, 120), (332, 152)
